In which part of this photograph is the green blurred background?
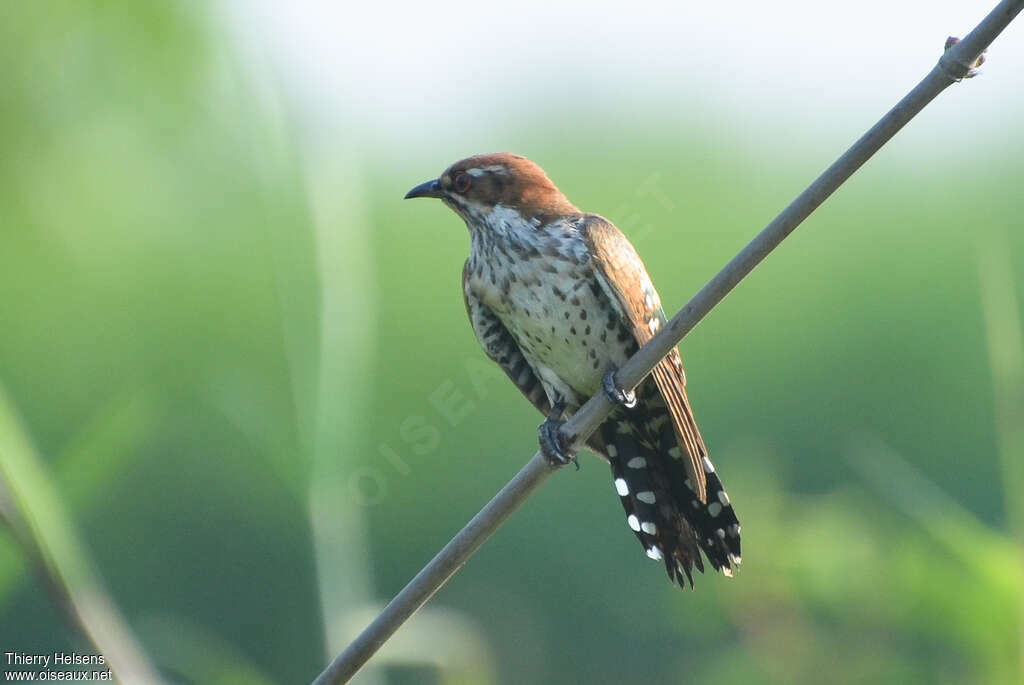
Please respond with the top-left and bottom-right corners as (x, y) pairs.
(1, 2), (1022, 683)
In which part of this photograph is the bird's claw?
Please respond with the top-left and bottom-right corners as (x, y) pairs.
(602, 366), (637, 409)
(539, 400), (578, 469)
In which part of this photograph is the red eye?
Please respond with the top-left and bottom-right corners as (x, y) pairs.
(454, 173), (472, 193)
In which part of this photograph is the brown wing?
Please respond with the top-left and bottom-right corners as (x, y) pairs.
(463, 262), (550, 416)
(580, 214), (709, 502)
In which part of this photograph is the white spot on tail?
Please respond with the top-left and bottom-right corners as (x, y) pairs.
(626, 457), (647, 469)
(717, 490), (731, 506)
(606, 444), (618, 458)
(614, 478), (629, 496)
(702, 456), (715, 474)
(716, 528), (726, 539)
(641, 521), (657, 535)
(637, 491), (656, 504)
(627, 514), (641, 532)
(728, 524), (741, 537)
(668, 446), (682, 459)
(708, 502), (723, 517)
(646, 546), (663, 560)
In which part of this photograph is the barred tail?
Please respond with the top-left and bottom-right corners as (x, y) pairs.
(600, 399), (741, 589)
(677, 457), (742, 575)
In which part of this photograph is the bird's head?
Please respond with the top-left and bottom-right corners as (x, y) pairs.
(404, 153), (578, 228)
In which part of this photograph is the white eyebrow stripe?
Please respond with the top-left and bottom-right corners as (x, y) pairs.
(466, 165), (508, 177)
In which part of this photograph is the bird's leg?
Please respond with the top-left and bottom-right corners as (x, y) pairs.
(539, 398), (578, 469)
(602, 365), (637, 409)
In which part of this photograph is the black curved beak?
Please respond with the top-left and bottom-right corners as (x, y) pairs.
(404, 178), (443, 200)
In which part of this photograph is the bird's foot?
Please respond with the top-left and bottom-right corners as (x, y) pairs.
(539, 400), (578, 469)
(602, 366), (637, 409)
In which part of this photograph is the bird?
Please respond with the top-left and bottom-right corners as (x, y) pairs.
(405, 153), (740, 589)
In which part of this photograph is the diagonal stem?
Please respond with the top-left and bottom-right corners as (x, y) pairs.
(313, 2), (1023, 682)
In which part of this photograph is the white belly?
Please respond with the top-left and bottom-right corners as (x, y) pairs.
(474, 261), (630, 406)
